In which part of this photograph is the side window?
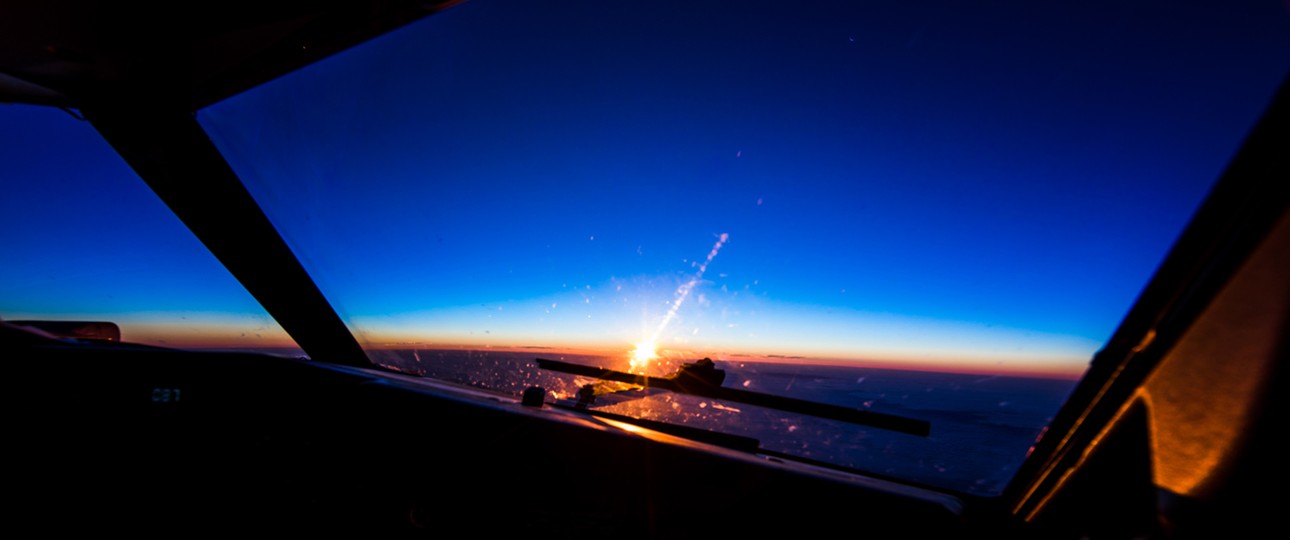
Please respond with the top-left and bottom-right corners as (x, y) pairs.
(0, 105), (300, 355)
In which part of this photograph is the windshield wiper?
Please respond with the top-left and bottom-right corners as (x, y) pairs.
(534, 358), (930, 437)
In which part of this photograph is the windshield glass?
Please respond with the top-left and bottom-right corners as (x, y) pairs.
(197, 0), (1290, 495)
(0, 105), (299, 354)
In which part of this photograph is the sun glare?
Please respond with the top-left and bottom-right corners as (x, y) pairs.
(630, 340), (657, 371)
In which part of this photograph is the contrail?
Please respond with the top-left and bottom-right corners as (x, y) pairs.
(653, 233), (729, 340)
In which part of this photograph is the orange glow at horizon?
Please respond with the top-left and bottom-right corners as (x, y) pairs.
(351, 332), (1087, 380)
(124, 325), (298, 349)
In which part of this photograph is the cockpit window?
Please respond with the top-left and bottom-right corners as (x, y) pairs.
(196, 0), (1290, 494)
(0, 105), (299, 354)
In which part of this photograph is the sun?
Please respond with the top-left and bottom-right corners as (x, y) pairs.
(630, 340), (657, 371)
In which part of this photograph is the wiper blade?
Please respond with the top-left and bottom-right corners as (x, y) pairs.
(535, 358), (930, 437)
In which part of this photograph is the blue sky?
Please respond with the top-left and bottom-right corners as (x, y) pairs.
(5, 0), (1289, 376)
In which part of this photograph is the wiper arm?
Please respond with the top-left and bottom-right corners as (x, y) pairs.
(535, 358), (930, 437)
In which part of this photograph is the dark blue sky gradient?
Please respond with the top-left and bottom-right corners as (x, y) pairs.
(1, 105), (287, 346)
(6, 0), (1289, 374)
